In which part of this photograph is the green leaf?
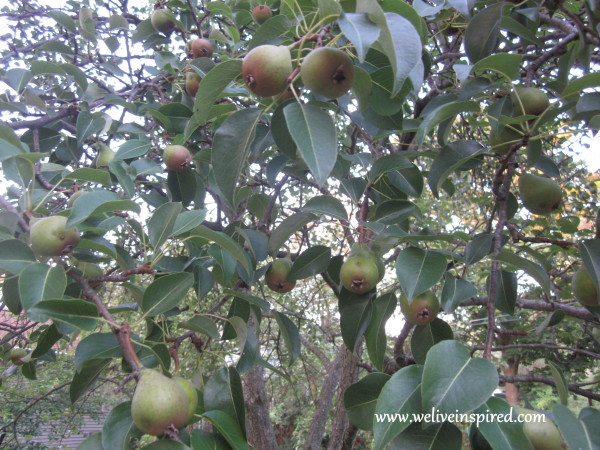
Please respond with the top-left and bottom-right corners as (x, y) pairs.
(64, 168), (112, 186)
(5, 68), (32, 93)
(190, 225), (252, 275)
(268, 212), (317, 255)
(345, 372), (390, 431)
(203, 367), (246, 436)
(422, 340), (498, 415)
(70, 358), (111, 403)
(410, 318), (454, 365)
(179, 315), (219, 339)
(192, 59), (243, 127)
(287, 246), (331, 280)
(283, 103), (337, 186)
(395, 247), (446, 301)
(339, 289), (373, 352)
(338, 13), (380, 63)
(489, 270), (518, 315)
(373, 365), (423, 449)
(147, 202), (182, 249)
(552, 404), (596, 450)
(77, 432), (103, 449)
(465, 233), (493, 264)
(190, 430), (231, 450)
(391, 421), (463, 449)
(76, 110), (104, 147)
(440, 273), (477, 314)
(472, 53), (524, 80)
(561, 72), (600, 99)
(114, 140), (150, 161)
(548, 361), (569, 406)
(579, 239), (600, 304)
(272, 310), (301, 366)
(248, 15), (293, 48)
(0, 239), (36, 274)
(31, 324), (62, 358)
(170, 210), (207, 237)
(19, 263), (67, 321)
(141, 272), (194, 317)
(74, 333), (139, 369)
(365, 293), (397, 371)
(202, 410), (249, 450)
(475, 397), (534, 450)
(497, 249), (551, 296)
(212, 108), (262, 208)
(102, 401), (141, 450)
(302, 195), (348, 220)
(464, 2), (505, 63)
(28, 299), (98, 331)
(67, 189), (140, 228)
(421, 116), (481, 164)
(47, 10), (77, 33)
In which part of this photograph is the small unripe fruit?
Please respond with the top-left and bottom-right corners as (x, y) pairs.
(265, 258), (296, 293)
(518, 173), (562, 215)
(151, 9), (176, 34)
(185, 71), (202, 97)
(511, 87), (550, 116)
(400, 290), (440, 325)
(300, 47), (354, 99)
(242, 45), (293, 97)
(189, 38), (213, 58)
(131, 369), (189, 436)
(94, 143), (115, 168)
(339, 255), (379, 294)
(30, 216), (80, 256)
(10, 348), (29, 365)
(174, 377), (199, 424)
(572, 267), (599, 306)
(520, 409), (564, 450)
(252, 5), (273, 24)
(164, 145), (192, 171)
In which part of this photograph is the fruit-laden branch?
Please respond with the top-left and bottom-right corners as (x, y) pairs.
(67, 269), (143, 373)
(464, 296), (600, 323)
(499, 374), (600, 402)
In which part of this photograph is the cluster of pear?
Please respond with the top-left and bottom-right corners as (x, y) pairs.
(339, 245), (385, 294)
(489, 87), (550, 156)
(265, 258), (296, 293)
(242, 44), (354, 99)
(131, 368), (198, 436)
(29, 215), (81, 257)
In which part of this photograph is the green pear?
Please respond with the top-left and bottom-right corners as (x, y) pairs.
(349, 245), (385, 282)
(300, 47), (354, 99)
(489, 127), (522, 155)
(185, 71), (202, 97)
(400, 290), (440, 325)
(94, 143), (115, 168)
(265, 258), (296, 293)
(252, 5), (273, 24)
(151, 9), (175, 34)
(511, 87), (550, 116)
(174, 377), (199, 424)
(164, 145), (192, 171)
(518, 173), (562, 215)
(10, 348), (30, 365)
(339, 255), (379, 294)
(30, 215), (80, 256)
(572, 266), (599, 306)
(520, 409), (564, 450)
(131, 369), (189, 436)
(242, 45), (293, 97)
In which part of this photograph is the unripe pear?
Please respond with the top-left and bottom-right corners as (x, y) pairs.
(30, 216), (80, 256)
(349, 245), (385, 282)
(189, 38), (213, 58)
(10, 348), (29, 365)
(265, 258), (296, 293)
(511, 87), (550, 116)
(489, 127), (522, 155)
(131, 369), (189, 436)
(300, 47), (354, 99)
(242, 45), (293, 97)
(572, 267), (599, 306)
(400, 290), (440, 325)
(518, 173), (562, 215)
(164, 145), (192, 171)
(151, 9), (176, 34)
(174, 377), (199, 424)
(339, 255), (379, 294)
(520, 410), (564, 450)
(94, 143), (115, 168)
(252, 5), (273, 24)
(185, 71), (202, 97)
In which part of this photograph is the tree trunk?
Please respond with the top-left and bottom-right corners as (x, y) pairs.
(303, 348), (344, 450)
(244, 361), (278, 450)
(327, 346), (360, 450)
(503, 356), (520, 404)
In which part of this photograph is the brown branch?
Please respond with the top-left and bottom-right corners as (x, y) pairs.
(505, 223), (576, 248)
(473, 343), (600, 360)
(500, 374), (600, 401)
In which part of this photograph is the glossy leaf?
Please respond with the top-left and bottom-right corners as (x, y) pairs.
(190, 225), (253, 274)
(0, 239), (36, 274)
(465, 233), (494, 264)
(440, 273), (477, 314)
(202, 410), (249, 450)
(464, 2), (505, 63)
(283, 103), (337, 186)
(74, 332), (141, 369)
(28, 299), (98, 331)
(475, 397), (534, 450)
(488, 270), (518, 315)
(114, 140), (150, 161)
(302, 195), (348, 221)
(395, 247), (447, 301)
(391, 421), (462, 450)
(147, 202), (182, 249)
(552, 404), (596, 450)
(268, 212), (317, 255)
(141, 272), (194, 317)
(203, 367), (246, 435)
(497, 249), (551, 296)
(70, 358), (111, 403)
(288, 245), (331, 280)
(579, 239), (600, 304)
(548, 361), (569, 406)
(427, 140), (485, 196)
(338, 13), (380, 63)
(422, 340), (498, 414)
(102, 401), (140, 450)
(411, 318), (454, 365)
(339, 288), (373, 352)
(365, 293), (397, 371)
(344, 372), (390, 431)
(272, 310), (301, 366)
(67, 189), (140, 228)
(19, 263), (67, 321)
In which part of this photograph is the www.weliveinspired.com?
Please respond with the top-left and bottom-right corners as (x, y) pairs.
(374, 407), (547, 427)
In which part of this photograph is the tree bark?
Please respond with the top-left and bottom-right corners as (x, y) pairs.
(303, 348), (344, 450)
(327, 346), (360, 450)
(244, 361), (278, 450)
